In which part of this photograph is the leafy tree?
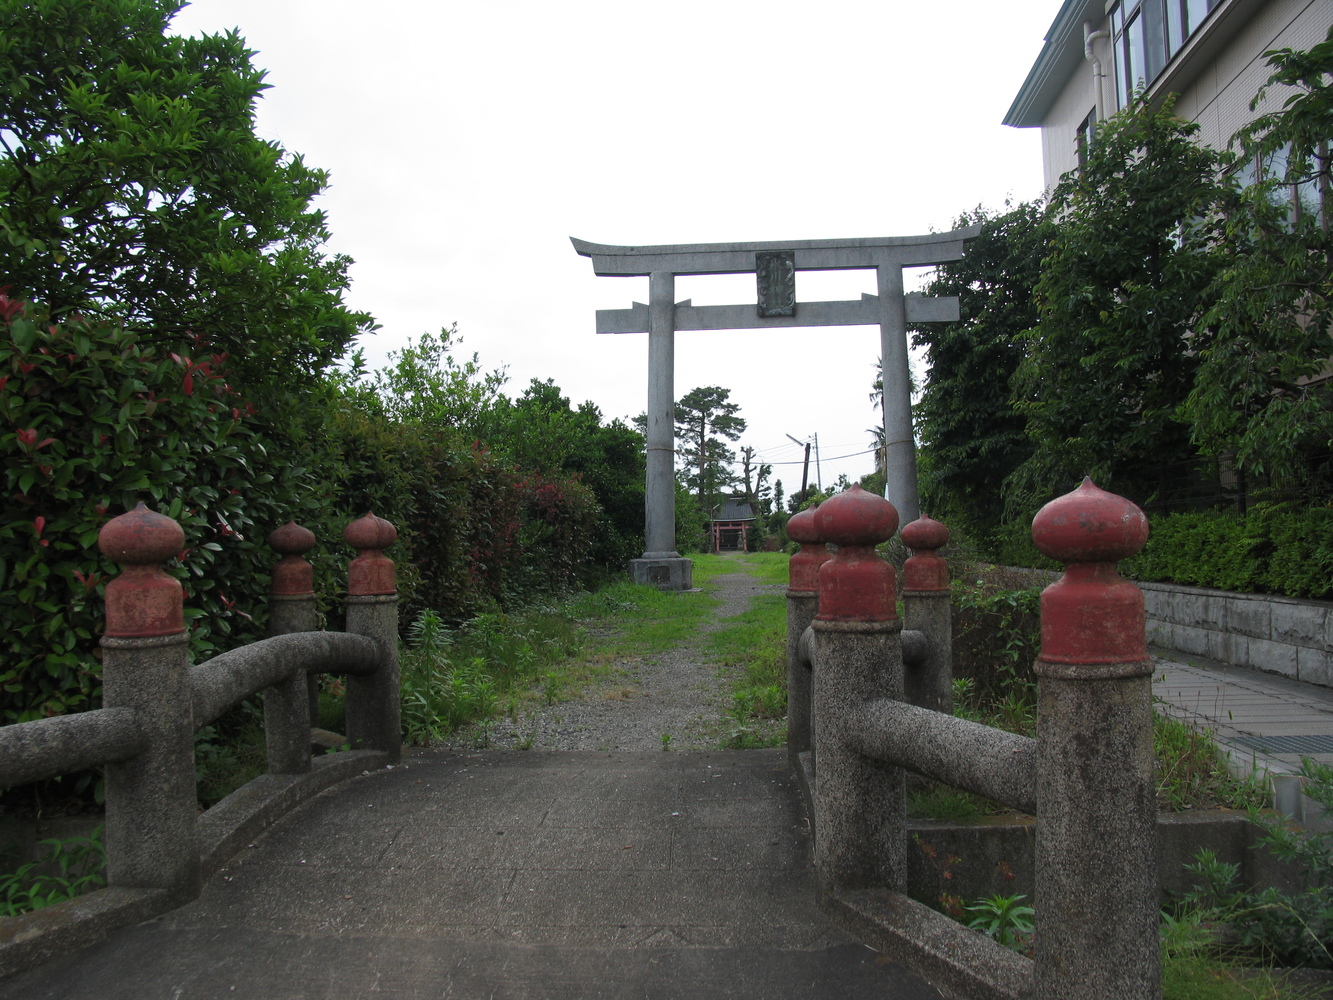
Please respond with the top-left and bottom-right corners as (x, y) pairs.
(1182, 25), (1333, 495)
(910, 201), (1047, 530)
(738, 445), (772, 511)
(0, 0), (373, 382)
(371, 326), (507, 433)
(489, 378), (646, 568)
(674, 385), (746, 511)
(1009, 97), (1225, 508)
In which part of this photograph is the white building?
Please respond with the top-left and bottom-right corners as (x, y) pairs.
(1004, 0), (1330, 191)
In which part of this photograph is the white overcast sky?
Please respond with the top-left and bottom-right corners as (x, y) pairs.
(169, 0), (1054, 492)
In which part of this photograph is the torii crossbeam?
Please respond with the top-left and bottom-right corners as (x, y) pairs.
(572, 227), (979, 590)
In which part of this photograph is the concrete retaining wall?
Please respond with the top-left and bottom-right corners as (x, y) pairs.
(906, 810), (1302, 907)
(1139, 581), (1333, 688)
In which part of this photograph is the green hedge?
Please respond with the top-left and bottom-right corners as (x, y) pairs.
(0, 296), (605, 723)
(973, 501), (1333, 602)
(1126, 504), (1333, 600)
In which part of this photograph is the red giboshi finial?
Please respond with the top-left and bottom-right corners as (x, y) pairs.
(269, 521), (317, 596)
(786, 503), (831, 594)
(98, 503), (186, 638)
(812, 484), (899, 622)
(345, 512), (397, 596)
(1032, 479), (1150, 669)
(902, 514), (950, 593)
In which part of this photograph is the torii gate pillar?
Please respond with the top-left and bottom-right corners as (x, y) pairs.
(574, 228), (978, 591)
(635, 271), (693, 590)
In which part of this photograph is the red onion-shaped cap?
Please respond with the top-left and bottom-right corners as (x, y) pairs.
(902, 514), (950, 593)
(1032, 478), (1148, 565)
(269, 521), (316, 556)
(98, 503), (186, 638)
(346, 512), (397, 596)
(812, 484), (899, 547)
(344, 512), (397, 552)
(902, 514), (948, 553)
(1032, 479), (1150, 673)
(98, 502), (185, 565)
(786, 504), (830, 594)
(786, 505), (821, 546)
(814, 485), (898, 622)
(269, 521), (317, 596)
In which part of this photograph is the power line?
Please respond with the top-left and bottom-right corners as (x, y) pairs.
(763, 447), (875, 466)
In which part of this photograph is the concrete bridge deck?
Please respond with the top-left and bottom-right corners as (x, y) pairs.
(0, 749), (943, 1000)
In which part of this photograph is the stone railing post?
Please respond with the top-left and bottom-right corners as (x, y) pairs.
(901, 515), (953, 715)
(786, 503), (830, 767)
(98, 503), (200, 902)
(343, 512), (401, 763)
(810, 484), (904, 896)
(1031, 479), (1158, 1000)
(265, 521), (318, 775)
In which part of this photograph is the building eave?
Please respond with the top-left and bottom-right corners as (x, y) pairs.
(1004, 0), (1107, 128)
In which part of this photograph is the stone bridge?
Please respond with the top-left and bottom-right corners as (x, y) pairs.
(0, 483), (1196, 999)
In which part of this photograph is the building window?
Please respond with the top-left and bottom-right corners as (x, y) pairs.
(1231, 142), (1329, 231)
(1110, 0), (1222, 108)
(1076, 108), (1097, 171)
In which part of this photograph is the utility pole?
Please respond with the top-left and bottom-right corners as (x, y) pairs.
(785, 434), (812, 500)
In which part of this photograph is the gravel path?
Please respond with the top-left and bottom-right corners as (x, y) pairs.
(434, 555), (786, 751)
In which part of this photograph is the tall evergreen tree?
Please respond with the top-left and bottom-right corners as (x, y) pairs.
(674, 386), (745, 512)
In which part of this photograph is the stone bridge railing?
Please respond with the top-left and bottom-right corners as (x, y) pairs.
(788, 481), (1158, 1000)
(0, 505), (401, 977)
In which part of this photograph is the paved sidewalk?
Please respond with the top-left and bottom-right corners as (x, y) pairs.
(0, 750), (944, 1000)
(1152, 651), (1333, 817)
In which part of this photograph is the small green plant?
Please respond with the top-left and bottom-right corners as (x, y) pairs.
(660, 732), (672, 751)
(1167, 759), (1333, 977)
(0, 827), (106, 917)
(541, 670), (562, 705)
(194, 711), (266, 807)
(965, 893), (1034, 951)
(1160, 904), (1322, 999)
(1153, 711), (1269, 812)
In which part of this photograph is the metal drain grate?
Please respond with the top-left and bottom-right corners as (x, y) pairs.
(1231, 735), (1333, 755)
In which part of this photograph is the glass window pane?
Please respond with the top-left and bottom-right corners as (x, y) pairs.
(1167, 0), (1184, 56)
(1297, 175), (1321, 226)
(1235, 152), (1257, 191)
(1144, 0), (1166, 81)
(1266, 143), (1290, 182)
(1115, 34), (1130, 109)
(1113, 2), (1123, 33)
(1185, 0), (1208, 34)
(1127, 12), (1146, 95)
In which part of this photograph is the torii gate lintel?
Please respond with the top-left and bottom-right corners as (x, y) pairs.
(573, 228), (980, 591)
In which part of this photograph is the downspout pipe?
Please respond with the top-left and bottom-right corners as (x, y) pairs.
(1084, 21), (1110, 122)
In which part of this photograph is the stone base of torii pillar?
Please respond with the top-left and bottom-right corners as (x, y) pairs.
(629, 555), (693, 591)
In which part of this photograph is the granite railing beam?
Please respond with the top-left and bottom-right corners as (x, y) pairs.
(849, 699), (1036, 815)
(0, 708), (147, 788)
(190, 631), (384, 731)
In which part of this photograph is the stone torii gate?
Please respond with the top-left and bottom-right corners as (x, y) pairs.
(572, 228), (979, 590)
